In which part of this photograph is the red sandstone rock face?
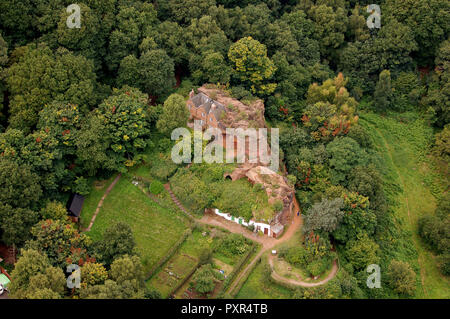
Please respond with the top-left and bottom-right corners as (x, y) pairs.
(197, 86), (266, 130)
(193, 84), (295, 226)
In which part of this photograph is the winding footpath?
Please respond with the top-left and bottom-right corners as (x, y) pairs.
(164, 183), (339, 294)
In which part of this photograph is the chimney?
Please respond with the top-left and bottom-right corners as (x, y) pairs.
(211, 103), (216, 110)
(189, 89), (195, 98)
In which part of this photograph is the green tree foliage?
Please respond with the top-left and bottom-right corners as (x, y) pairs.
(149, 180), (164, 195)
(81, 262), (109, 288)
(392, 72), (424, 111)
(93, 222), (136, 267)
(192, 50), (231, 84)
(422, 38), (450, 128)
(432, 124), (450, 168)
(26, 219), (92, 268)
(228, 37), (277, 95)
(193, 264), (216, 294)
(0, 128), (61, 192)
(326, 137), (369, 185)
(332, 192), (377, 243)
(171, 168), (215, 214)
(106, 2), (158, 72)
(343, 233), (380, 271)
(198, 248), (213, 265)
(0, 158), (42, 209)
(302, 73), (358, 141)
(55, 3), (105, 67)
(95, 87), (151, 170)
(386, 260), (417, 296)
(39, 200), (69, 222)
(156, 93), (189, 135)
(167, 0), (217, 25)
(281, 235), (335, 278)
(81, 255), (145, 298)
(338, 18), (417, 93)
(308, 4), (348, 55)
(385, 0), (450, 65)
(302, 198), (344, 234)
(74, 114), (111, 176)
(117, 48), (175, 98)
(6, 43), (99, 132)
(184, 16), (231, 82)
(0, 205), (39, 247)
(373, 70), (393, 112)
(348, 165), (386, 216)
(8, 249), (66, 299)
(0, 33), (7, 120)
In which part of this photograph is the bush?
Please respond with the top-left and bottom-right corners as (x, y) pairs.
(193, 264), (216, 294)
(149, 180), (164, 195)
(386, 260), (416, 296)
(214, 234), (250, 258)
(199, 248), (213, 265)
(150, 155), (178, 181)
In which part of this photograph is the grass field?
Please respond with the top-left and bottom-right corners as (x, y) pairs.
(79, 175), (118, 230)
(83, 176), (190, 273)
(236, 259), (293, 299)
(360, 112), (449, 299)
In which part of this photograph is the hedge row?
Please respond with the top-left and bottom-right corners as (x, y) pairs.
(168, 261), (201, 298)
(230, 255), (262, 297)
(219, 243), (258, 295)
(145, 228), (192, 280)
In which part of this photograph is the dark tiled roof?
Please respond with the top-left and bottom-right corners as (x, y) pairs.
(190, 92), (227, 122)
(67, 193), (85, 217)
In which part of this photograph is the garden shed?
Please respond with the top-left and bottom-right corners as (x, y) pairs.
(66, 193), (85, 223)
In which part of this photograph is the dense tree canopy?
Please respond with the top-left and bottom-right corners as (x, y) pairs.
(6, 43), (100, 132)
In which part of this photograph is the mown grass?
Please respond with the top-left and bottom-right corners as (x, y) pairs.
(360, 112), (449, 299)
(85, 176), (190, 273)
(79, 175), (118, 230)
(236, 260), (293, 299)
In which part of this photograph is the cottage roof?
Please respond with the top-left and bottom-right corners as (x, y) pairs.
(190, 92), (226, 121)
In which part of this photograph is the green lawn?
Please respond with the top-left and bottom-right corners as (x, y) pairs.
(80, 175), (118, 230)
(360, 112), (450, 299)
(236, 259), (293, 299)
(84, 176), (189, 273)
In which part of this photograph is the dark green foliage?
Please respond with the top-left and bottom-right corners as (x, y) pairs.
(214, 234), (251, 258)
(6, 43), (100, 132)
(386, 260), (417, 296)
(418, 194), (450, 265)
(193, 264), (216, 294)
(93, 222), (137, 267)
(149, 180), (164, 195)
(326, 137), (369, 186)
(348, 165), (387, 216)
(373, 70), (393, 112)
(302, 198), (344, 234)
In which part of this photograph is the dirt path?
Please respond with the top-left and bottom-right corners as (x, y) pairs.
(83, 174), (121, 232)
(165, 182), (339, 295)
(268, 255), (339, 287)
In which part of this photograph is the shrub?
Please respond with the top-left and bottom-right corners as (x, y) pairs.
(386, 260), (416, 296)
(149, 180), (164, 195)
